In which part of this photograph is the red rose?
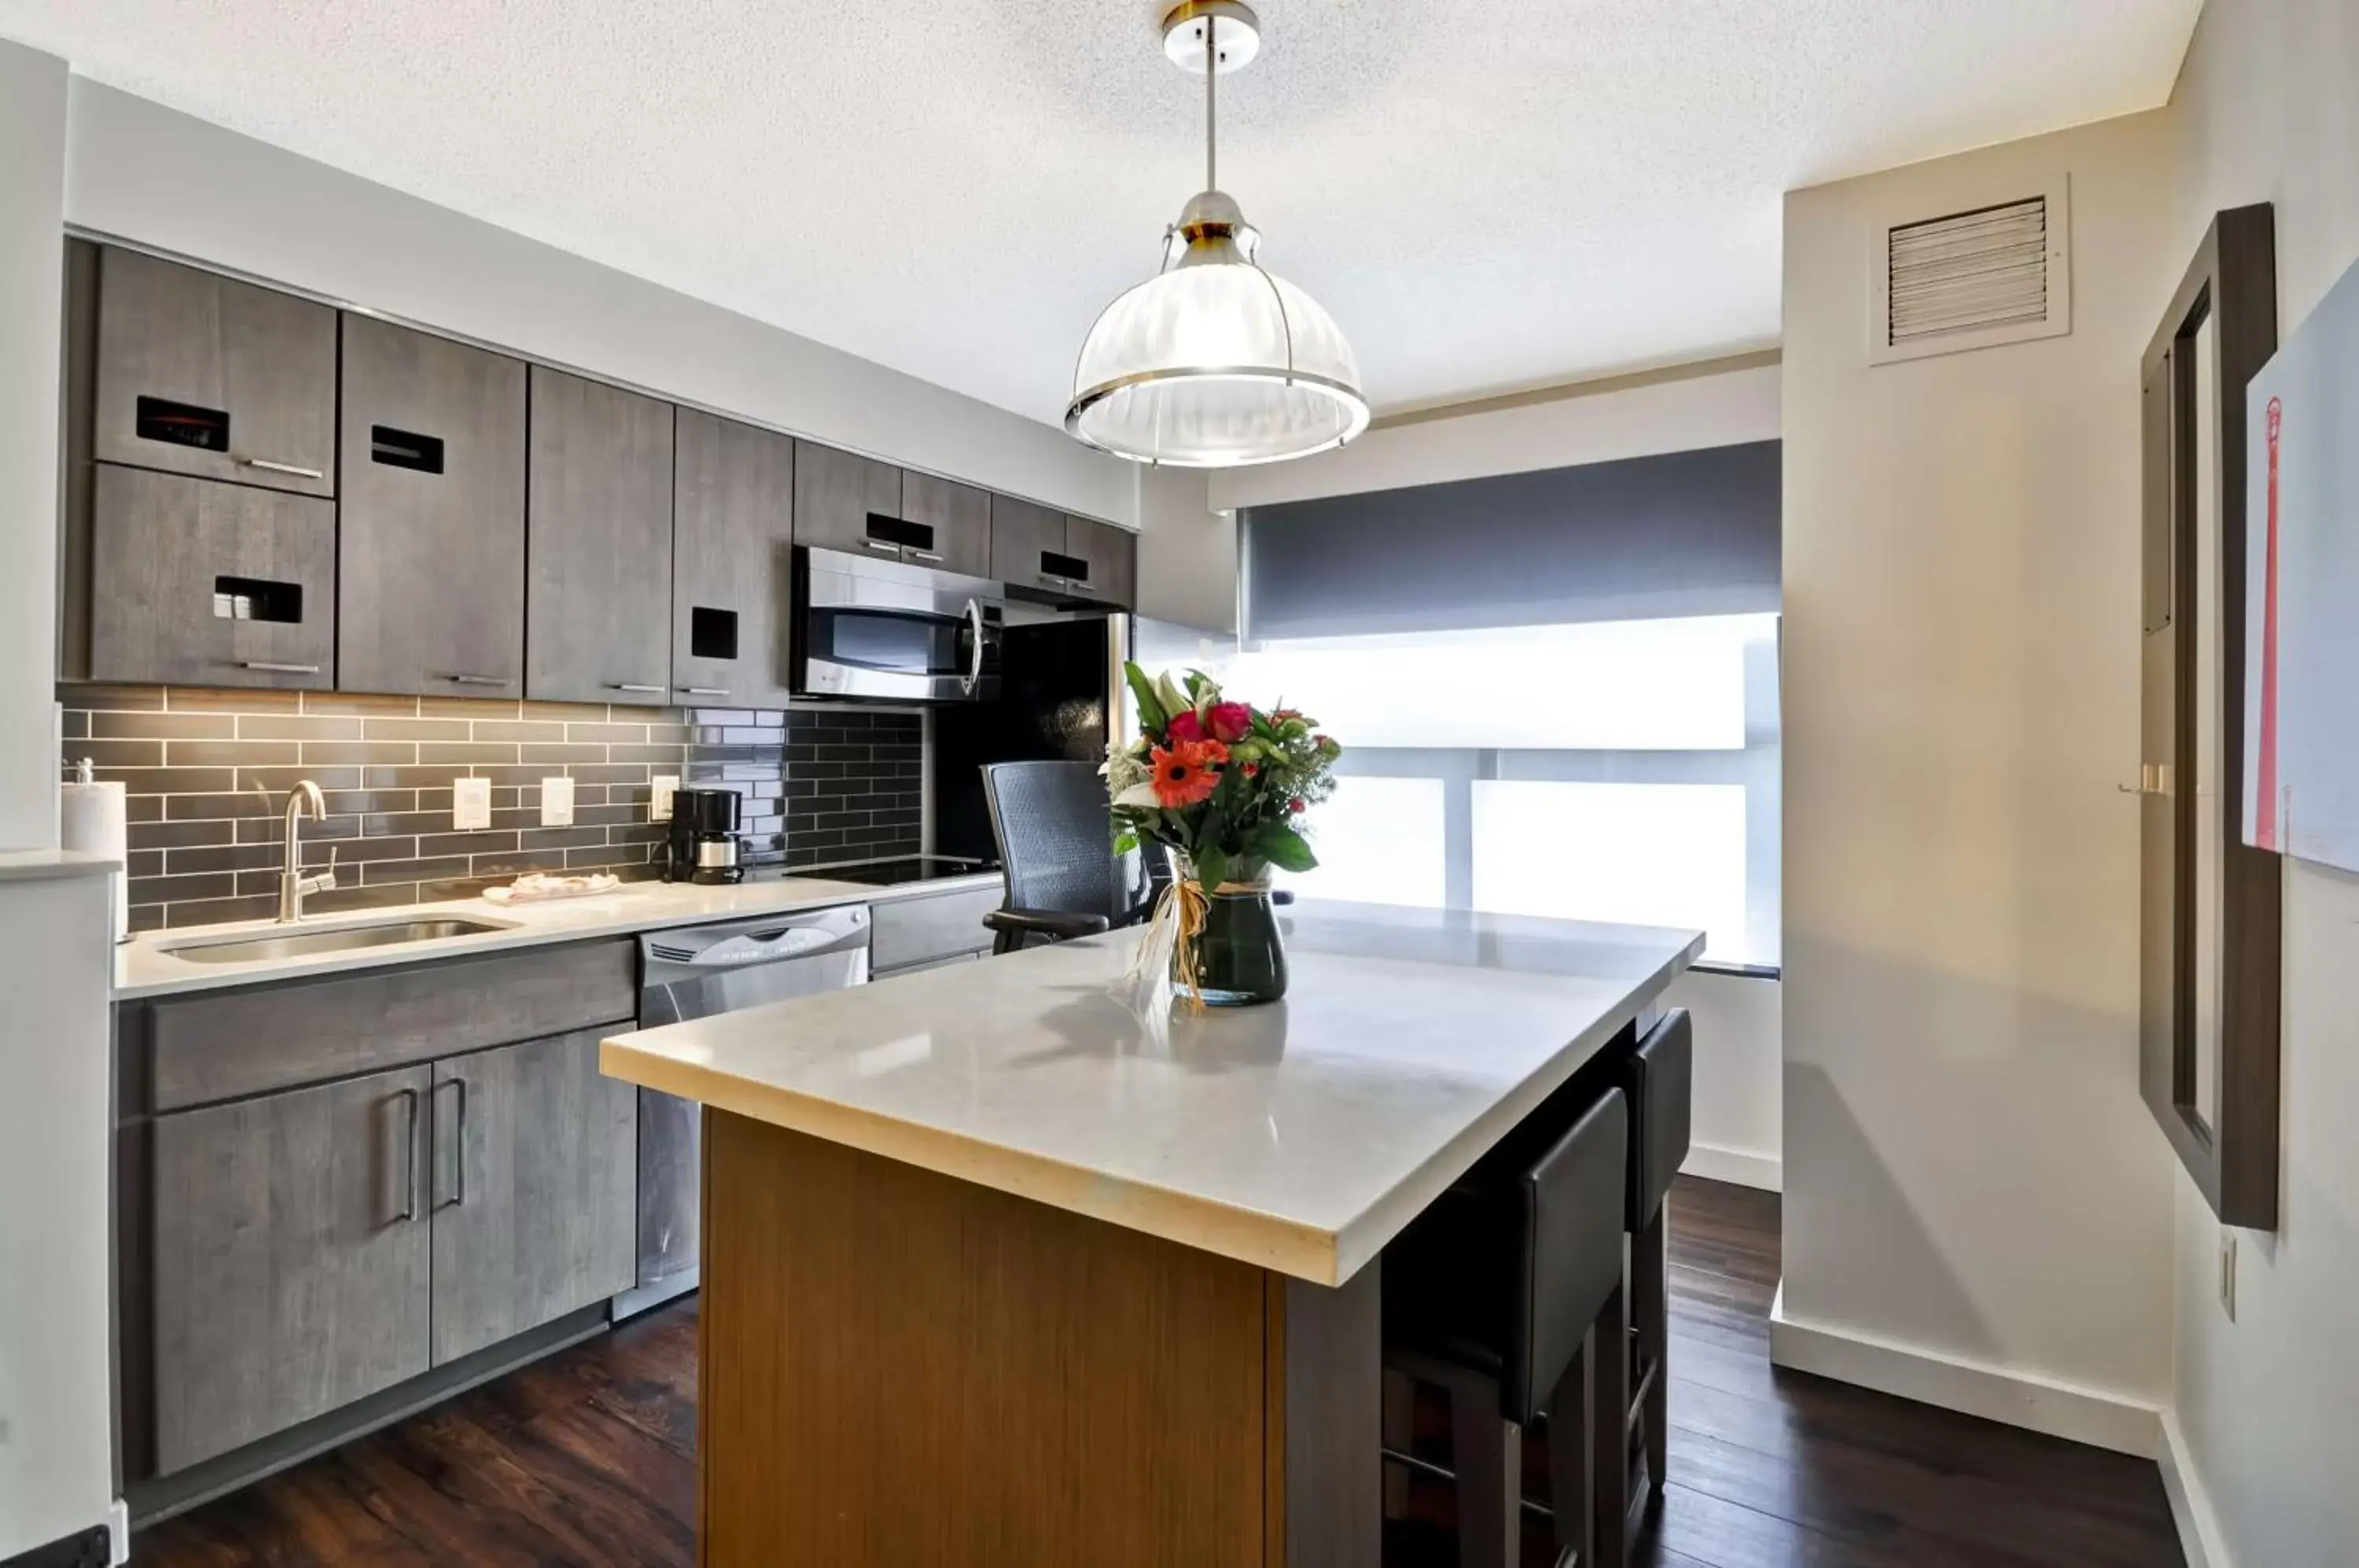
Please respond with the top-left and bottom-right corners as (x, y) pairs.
(1242, 762), (1259, 777)
(1163, 709), (1204, 744)
(1205, 701), (1252, 743)
(1288, 797), (1306, 813)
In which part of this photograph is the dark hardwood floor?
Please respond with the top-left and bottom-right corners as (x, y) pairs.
(134, 1177), (2181, 1567)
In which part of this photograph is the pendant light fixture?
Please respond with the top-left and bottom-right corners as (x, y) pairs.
(1065, 1), (1369, 469)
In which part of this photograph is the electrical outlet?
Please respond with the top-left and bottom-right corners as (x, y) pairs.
(451, 775), (491, 831)
(652, 774), (680, 823)
(2219, 1232), (2238, 1321)
(540, 775), (574, 827)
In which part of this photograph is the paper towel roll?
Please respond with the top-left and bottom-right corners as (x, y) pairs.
(61, 779), (129, 941)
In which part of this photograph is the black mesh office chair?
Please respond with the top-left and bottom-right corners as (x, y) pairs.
(979, 761), (1161, 955)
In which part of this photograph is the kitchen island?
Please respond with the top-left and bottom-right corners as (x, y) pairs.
(600, 902), (1702, 1568)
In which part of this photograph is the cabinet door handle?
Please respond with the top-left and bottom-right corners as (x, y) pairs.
(240, 661), (321, 675)
(861, 538), (900, 554)
(1037, 572), (1070, 588)
(238, 456), (326, 480)
(444, 672), (510, 686)
(433, 1077), (468, 1210)
(608, 683), (666, 694)
(680, 686), (731, 698)
(910, 550), (944, 564)
(393, 1086), (420, 1223)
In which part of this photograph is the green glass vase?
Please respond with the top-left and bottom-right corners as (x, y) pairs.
(1176, 881), (1288, 1007)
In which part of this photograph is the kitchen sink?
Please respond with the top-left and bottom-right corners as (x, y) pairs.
(156, 915), (519, 964)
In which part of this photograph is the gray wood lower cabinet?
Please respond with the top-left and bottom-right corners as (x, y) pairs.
(429, 1028), (639, 1364)
(150, 1066), (432, 1474)
(134, 945), (641, 1482)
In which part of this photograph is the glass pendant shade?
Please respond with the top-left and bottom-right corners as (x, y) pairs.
(1067, 251), (1369, 467)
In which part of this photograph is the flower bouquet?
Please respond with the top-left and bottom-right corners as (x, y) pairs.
(1106, 663), (1340, 1006)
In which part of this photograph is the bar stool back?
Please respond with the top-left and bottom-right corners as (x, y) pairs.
(1382, 1086), (1628, 1568)
(1617, 1008), (1692, 1507)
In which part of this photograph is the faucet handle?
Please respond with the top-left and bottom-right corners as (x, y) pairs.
(302, 843), (340, 896)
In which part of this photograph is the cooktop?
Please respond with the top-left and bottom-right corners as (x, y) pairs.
(760, 855), (999, 888)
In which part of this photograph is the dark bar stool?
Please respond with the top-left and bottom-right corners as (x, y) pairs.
(1382, 1087), (1629, 1568)
(1616, 1007), (1693, 1510)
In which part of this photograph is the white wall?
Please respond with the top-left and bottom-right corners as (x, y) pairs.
(1778, 110), (2186, 1439)
(2161, 2), (2359, 1562)
(1133, 465), (1234, 633)
(61, 80), (1134, 527)
(1207, 355), (1780, 512)
(1666, 969), (1783, 1191)
(0, 39), (66, 852)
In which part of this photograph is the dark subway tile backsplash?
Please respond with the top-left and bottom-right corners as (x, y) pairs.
(59, 685), (926, 933)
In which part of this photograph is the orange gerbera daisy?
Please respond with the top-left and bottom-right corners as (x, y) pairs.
(1150, 738), (1228, 808)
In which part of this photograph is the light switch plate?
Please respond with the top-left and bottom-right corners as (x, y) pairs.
(452, 775), (492, 831)
(540, 775), (575, 827)
(652, 774), (680, 823)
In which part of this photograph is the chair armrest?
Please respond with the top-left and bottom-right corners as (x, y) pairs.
(982, 907), (1113, 943)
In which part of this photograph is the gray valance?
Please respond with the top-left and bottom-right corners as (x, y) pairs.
(1239, 439), (1780, 640)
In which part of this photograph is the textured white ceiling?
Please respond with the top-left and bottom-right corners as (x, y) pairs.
(2, 1), (2198, 422)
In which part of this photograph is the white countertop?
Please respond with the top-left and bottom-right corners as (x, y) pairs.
(113, 871), (1001, 999)
(601, 903), (1702, 1286)
(0, 848), (119, 884)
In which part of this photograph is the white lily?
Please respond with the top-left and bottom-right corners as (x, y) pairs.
(1153, 671), (1190, 723)
(1113, 782), (1163, 809)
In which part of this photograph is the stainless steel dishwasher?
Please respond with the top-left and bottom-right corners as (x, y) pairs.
(618, 903), (870, 1317)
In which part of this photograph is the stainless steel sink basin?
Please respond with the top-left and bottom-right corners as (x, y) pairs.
(157, 915), (519, 964)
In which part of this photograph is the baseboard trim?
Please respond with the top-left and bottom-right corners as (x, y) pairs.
(1680, 1141), (1781, 1192)
(1766, 1286), (2162, 1457)
(2157, 1408), (2232, 1568)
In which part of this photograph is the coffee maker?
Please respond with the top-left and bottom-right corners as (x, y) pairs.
(662, 787), (744, 885)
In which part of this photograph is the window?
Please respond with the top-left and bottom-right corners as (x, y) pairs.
(1135, 613), (1782, 968)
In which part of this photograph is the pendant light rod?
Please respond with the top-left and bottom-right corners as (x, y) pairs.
(1205, 18), (1217, 191)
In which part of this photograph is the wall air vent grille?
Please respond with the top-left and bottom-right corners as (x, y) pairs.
(1871, 177), (2071, 365)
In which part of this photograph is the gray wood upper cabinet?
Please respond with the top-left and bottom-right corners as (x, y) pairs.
(150, 1065), (431, 1474)
(672, 408), (796, 707)
(901, 472), (992, 577)
(429, 1029), (637, 1366)
(94, 247), (337, 499)
(526, 368), (675, 706)
(338, 315), (528, 698)
(90, 466), (334, 690)
(1065, 515), (1138, 609)
(988, 495), (1069, 590)
(793, 440), (902, 558)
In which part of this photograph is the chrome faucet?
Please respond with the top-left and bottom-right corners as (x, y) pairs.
(276, 780), (338, 923)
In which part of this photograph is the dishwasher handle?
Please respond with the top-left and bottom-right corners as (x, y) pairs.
(639, 906), (870, 981)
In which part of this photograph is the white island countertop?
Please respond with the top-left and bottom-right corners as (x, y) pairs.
(602, 903), (1702, 1286)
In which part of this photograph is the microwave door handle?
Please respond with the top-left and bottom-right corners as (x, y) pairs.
(962, 598), (984, 694)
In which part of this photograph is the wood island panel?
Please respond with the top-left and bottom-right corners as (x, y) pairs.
(699, 1109), (1378, 1568)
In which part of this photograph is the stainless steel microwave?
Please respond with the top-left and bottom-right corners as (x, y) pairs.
(790, 547), (1005, 703)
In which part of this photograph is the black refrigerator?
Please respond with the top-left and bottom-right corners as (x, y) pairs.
(929, 610), (1130, 864)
